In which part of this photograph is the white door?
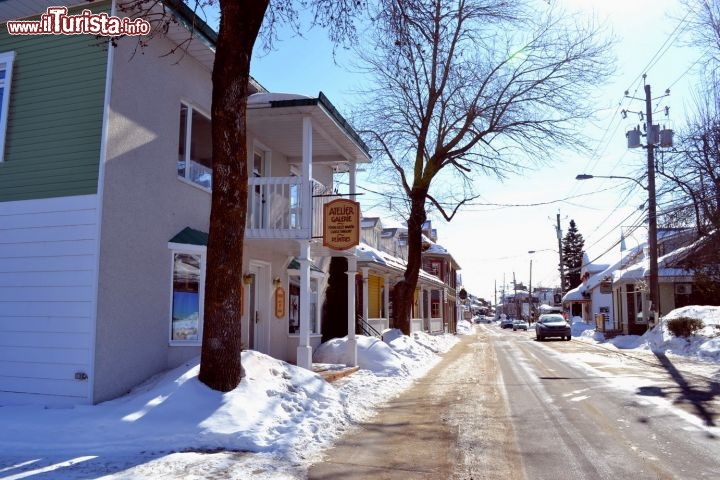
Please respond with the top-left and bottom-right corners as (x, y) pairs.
(249, 261), (271, 354)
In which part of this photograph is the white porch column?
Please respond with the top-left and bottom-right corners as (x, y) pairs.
(296, 117), (313, 370)
(383, 274), (390, 321)
(426, 288), (432, 330)
(349, 160), (357, 198)
(296, 242), (313, 370)
(301, 116), (313, 232)
(346, 256), (358, 366)
(361, 267), (369, 323)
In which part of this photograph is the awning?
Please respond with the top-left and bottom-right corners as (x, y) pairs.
(287, 258), (324, 277)
(168, 227), (208, 246)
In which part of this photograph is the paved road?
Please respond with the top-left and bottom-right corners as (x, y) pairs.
(308, 325), (720, 479)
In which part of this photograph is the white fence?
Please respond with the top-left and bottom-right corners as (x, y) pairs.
(246, 178), (339, 239)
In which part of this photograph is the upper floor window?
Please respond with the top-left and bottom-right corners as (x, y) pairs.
(0, 51), (16, 163)
(177, 103), (212, 189)
(429, 260), (441, 277)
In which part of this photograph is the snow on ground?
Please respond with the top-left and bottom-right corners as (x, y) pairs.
(455, 319), (474, 335)
(1, 308), (719, 479)
(573, 305), (720, 363)
(0, 329), (458, 480)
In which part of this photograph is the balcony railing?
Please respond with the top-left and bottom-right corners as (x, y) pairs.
(312, 181), (341, 239)
(246, 177), (341, 240)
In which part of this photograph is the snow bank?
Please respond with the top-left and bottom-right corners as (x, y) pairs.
(314, 335), (410, 376)
(662, 305), (720, 326)
(456, 319), (474, 335)
(575, 305), (720, 363)
(572, 320), (604, 341)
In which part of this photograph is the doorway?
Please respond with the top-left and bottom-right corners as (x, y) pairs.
(247, 260), (271, 354)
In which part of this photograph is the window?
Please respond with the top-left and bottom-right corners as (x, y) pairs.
(0, 51), (16, 163)
(431, 301), (441, 318)
(429, 260), (441, 277)
(177, 103), (212, 189)
(288, 282), (300, 334)
(170, 251), (205, 343)
(253, 149), (265, 177)
(287, 277), (320, 335)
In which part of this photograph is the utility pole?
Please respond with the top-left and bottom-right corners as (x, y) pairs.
(621, 76), (670, 327)
(645, 84), (660, 322)
(513, 271), (518, 319)
(528, 258), (533, 323)
(556, 213), (566, 294)
(494, 279), (497, 307)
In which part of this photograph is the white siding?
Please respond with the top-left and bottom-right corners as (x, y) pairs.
(0, 195), (98, 405)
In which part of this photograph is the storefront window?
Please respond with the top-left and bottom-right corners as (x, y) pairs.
(289, 282), (300, 334)
(287, 278), (319, 335)
(171, 252), (203, 342)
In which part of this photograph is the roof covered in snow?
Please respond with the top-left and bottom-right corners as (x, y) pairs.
(356, 243), (445, 287)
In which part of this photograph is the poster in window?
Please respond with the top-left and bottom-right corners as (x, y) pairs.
(171, 253), (201, 341)
(289, 283), (300, 333)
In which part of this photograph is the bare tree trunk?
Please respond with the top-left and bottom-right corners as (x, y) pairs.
(393, 188), (427, 335)
(198, 0), (269, 392)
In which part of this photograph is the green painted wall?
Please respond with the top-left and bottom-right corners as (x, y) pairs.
(0, 3), (110, 201)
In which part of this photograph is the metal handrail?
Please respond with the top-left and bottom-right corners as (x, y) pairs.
(356, 314), (383, 338)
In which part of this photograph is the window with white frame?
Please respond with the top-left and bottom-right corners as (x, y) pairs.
(287, 276), (320, 335)
(177, 103), (212, 189)
(0, 51), (16, 163)
(170, 251), (205, 343)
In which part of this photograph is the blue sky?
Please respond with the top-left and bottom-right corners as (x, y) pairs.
(223, 0), (701, 301)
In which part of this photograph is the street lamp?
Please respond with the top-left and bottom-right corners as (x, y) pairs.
(575, 174), (647, 191)
(576, 171), (660, 325)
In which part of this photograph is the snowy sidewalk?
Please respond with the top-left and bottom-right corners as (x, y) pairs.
(306, 329), (523, 480)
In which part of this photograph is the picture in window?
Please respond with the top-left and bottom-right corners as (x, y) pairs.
(172, 253), (201, 341)
(289, 282), (300, 334)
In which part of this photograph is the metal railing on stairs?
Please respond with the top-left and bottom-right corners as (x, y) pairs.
(357, 314), (383, 338)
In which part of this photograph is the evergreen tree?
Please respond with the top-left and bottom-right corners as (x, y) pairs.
(562, 220), (585, 292)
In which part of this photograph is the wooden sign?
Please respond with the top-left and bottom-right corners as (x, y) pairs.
(323, 199), (360, 250)
(275, 286), (286, 319)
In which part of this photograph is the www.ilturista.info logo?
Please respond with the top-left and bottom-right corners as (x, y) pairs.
(6, 7), (151, 36)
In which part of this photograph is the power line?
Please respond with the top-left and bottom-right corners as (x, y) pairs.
(337, 180), (622, 211)
(626, 8), (693, 91)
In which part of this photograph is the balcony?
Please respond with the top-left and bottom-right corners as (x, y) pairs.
(246, 177), (339, 240)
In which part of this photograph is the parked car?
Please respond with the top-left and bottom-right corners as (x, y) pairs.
(512, 319), (529, 331)
(535, 314), (571, 341)
(500, 317), (514, 329)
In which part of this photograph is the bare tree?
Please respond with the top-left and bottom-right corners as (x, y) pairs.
(118, 0), (366, 392)
(659, 86), (720, 235)
(679, 0), (720, 70)
(352, 0), (614, 333)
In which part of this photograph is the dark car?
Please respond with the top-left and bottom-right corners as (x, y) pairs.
(535, 314), (571, 341)
(500, 317), (514, 329)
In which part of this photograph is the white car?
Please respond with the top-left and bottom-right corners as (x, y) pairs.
(512, 319), (529, 331)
